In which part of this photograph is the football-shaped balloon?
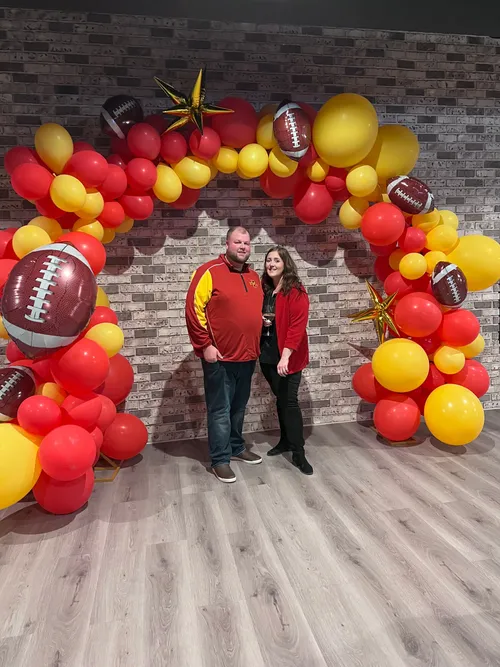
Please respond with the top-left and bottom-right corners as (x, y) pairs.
(1, 243), (97, 359)
(100, 95), (144, 139)
(431, 261), (468, 309)
(273, 101), (311, 161)
(0, 366), (36, 422)
(386, 176), (435, 215)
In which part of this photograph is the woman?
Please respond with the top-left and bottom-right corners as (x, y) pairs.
(260, 246), (313, 475)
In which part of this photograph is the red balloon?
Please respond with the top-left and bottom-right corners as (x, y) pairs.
(17, 395), (62, 436)
(438, 309), (480, 347)
(293, 180), (333, 225)
(119, 193), (154, 220)
(361, 202), (405, 246)
(324, 166), (347, 193)
(384, 271), (429, 300)
(101, 413), (148, 460)
(260, 168), (301, 199)
(34, 468), (94, 514)
(11, 163), (53, 201)
(51, 339), (110, 398)
(95, 353), (134, 405)
(4, 146), (38, 176)
(62, 395), (103, 430)
(394, 292), (443, 337)
(107, 154), (127, 169)
(73, 141), (95, 153)
(144, 113), (169, 135)
(422, 363), (445, 392)
(189, 127), (221, 160)
(333, 187), (350, 203)
(352, 364), (389, 403)
(160, 131), (188, 163)
(374, 256), (392, 282)
(98, 201), (125, 229)
(85, 306), (119, 331)
(399, 227), (426, 253)
(170, 186), (200, 210)
(211, 97), (258, 148)
(91, 426), (103, 459)
(0, 230), (15, 260)
(98, 164), (128, 201)
(127, 123), (161, 160)
(13, 358), (52, 385)
(58, 212), (78, 230)
(374, 393), (421, 441)
(110, 136), (134, 162)
(448, 360), (490, 398)
(297, 101), (317, 124)
(64, 151), (109, 188)
(35, 193), (65, 219)
(0, 259), (18, 291)
(408, 333), (441, 356)
(299, 144), (318, 169)
(39, 425), (96, 481)
(62, 232), (106, 275)
(6, 340), (24, 363)
(370, 242), (398, 257)
(126, 157), (157, 193)
(95, 394), (117, 432)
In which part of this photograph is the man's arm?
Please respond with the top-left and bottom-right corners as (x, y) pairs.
(185, 268), (223, 362)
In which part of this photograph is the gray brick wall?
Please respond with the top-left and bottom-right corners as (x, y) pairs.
(0, 7), (498, 444)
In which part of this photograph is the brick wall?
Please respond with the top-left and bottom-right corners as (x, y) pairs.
(0, 7), (498, 444)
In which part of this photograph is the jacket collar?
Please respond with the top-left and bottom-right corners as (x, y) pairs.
(220, 253), (251, 273)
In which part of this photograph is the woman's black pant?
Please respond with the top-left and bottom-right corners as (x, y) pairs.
(260, 363), (305, 454)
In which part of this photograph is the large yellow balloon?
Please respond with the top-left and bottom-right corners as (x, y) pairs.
(339, 197), (369, 230)
(115, 216), (134, 234)
(73, 218), (104, 241)
(439, 210), (459, 230)
(85, 323), (124, 357)
(457, 334), (485, 359)
(412, 209), (440, 233)
(13, 226), (51, 259)
(238, 143), (269, 179)
(313, 93), (378, 168)
(37, 382), (67, 405)
(256, 114), (278, 150)
(447, 235), (500, 292)
(0, 314), (8, 339)
(399, 252), (427, 280)
(424, 384), (484, 446)
(363, 125), (419, 182)
(154, 164), (182, 203)
(372, 338), (429, 392)
(346, 165), (378, 197)
(212, 147), (238, 174)
(28, 216), (62, 241)
(34, 123), (73, 174)
(268, 146), (298, 178)
(434, 345), (465, 374)
(307, 158), (329, 183)
(174, 156), (211, 189)
(50, 175), (86, 213)
(425, 225), (458, 254)
(96, 286), (110, 307)
(0, 424), (42, 510)
(425, 250), (446, 274)
(76, 190), (104, 220)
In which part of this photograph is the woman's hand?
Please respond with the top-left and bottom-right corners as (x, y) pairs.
(277, 356), (289, 377)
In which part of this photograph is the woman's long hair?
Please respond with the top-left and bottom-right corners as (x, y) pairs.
(262, 246), (304, 295)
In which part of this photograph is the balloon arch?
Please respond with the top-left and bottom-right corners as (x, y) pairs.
(1, 73), (500, 515)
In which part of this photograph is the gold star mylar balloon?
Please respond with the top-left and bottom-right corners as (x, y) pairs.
(349, 281), (400, 344)
(154, 68), (233, 134)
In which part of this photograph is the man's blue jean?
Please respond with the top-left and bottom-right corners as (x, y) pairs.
(202, 360), (256, 468)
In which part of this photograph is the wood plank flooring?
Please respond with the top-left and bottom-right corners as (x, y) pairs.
(2, 412), (500, 666)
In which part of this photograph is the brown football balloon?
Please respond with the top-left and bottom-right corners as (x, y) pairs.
(0, 366), (36, 422)
(431, 261), (468, 308)
(273, 101), (311, 161)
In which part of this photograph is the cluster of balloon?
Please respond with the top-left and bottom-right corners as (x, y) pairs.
(345, 124), (500, 447)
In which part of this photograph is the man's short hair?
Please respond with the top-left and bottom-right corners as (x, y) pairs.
(226, 226), (250, 242)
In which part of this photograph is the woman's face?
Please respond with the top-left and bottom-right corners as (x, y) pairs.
(265, 251), (284, 281)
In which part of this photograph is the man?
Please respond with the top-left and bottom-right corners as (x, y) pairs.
(185, 227), (264, 483)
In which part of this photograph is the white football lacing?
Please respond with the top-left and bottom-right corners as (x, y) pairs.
(394, 187), (421, 208)
(285, 113), (301, 149)
(446, 275), (461, 304)
(25, 255), (67, 324)
(114, 99), (137, 118)
(0, 371), (23, 400)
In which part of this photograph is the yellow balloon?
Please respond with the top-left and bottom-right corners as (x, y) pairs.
(307, 158), (329, 183)
(389, 249), (405, 271)
(457, 334), (485, 359)
(212, 147), (238, 174)
(174, 156), (211, 189)
(34, 123), (73, 174)
(115, 216), (134, 234)
(50, 175), (86, 213)
(439, 210), (459, 230)
(209, 162), (218, 181)
(0, 314), (8, 340)
(339, 197), (369, 230)
(346, 165), (378, 197)
(425, 250), (447, 274)
(256, 114), (278, 150)
(447, 235), (500, 292)
(75, 190), (104, 220)
(238, 143), (269, 179)
(424, 384), (484, 446)
(0, 424), (42, 509)
(399, 252), (427, 280)
(259, 103), (278, 119)
(366, 185), (382, 202)
(101, 228), (116, 245)
(373, 338), (429, 393)
(28, 216), (62, 241)
(268, 146), (298, 178)
(363, 125), (420, 182)
(96, 286), (110, 308)
(425, 225), (458, 254)
(313, 93), (378, 168)
(236, 168), (254, 180)
(12, 226), (51, 259)
(85, 323), (124, 358)
(73, 218), (104, 241)
(154, 164), (182, 203)
(412, 209), (440, 233)
(37, 382), (66, 405)
(434, 345), (465, 375)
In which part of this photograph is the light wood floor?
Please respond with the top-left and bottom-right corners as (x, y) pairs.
(2, 413), (500, 667)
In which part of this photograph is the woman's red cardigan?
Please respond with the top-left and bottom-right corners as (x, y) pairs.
(274, 286), (310, 374)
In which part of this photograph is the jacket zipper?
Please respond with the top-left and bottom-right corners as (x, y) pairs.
(240, 274), (248, 292)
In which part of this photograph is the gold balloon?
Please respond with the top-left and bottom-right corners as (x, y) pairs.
(174, 156), (211, 189)
(154, 164), (182, 203)
(346, 165), (378, 197)
(256, 114), (278, 150)
(399, 252), (427, 280)
(425, 225), (458, 254)
(434, 345), (465, 375)
(115, 216), (134, 234)
(268, 146), (298, 178)
(363, 125), (420, 182)
(28, 216), (62, 241)
(50, 174), (86, 213)
(339, 197), (369, 230)
(35, 123), (73, 174)
(307, 158), (329, 183)
(101, 228), (116, 245)
(85, 323), (124, 357)
(96, 286), (110, 308)
(37, 382), (67, 405)
(0, 314), (8, 340)
(457, 334), (485, 359)
(425, 250), (447, 274)
(259, 103), (278, 119)
(0, 424), (42, 510)
(447, 235), (500, 292)
(12, 226), (51, 259)
(389, 249), (405, 271)
(73, 219), (104, 241)
(213, 147), (238, 174)
(424, 384), (484, 446)
(76, 190), (104, 221)
(439, 209), (459, 230)
(237, 143), (269, 179)
(372, 338), (429, 393)
(412, 208), (440, 233)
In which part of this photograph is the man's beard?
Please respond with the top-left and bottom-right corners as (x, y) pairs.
(227, 250), (250, 265)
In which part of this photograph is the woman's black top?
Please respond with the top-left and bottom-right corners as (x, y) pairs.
(260, 291), (280, 365)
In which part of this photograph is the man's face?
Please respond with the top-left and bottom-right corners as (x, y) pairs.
(226, 230), (251, 265)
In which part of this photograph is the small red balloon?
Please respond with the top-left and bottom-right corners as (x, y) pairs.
(144, 113), (169, 135)
(126, 157), (157, 193)
(384, 271), (430, 300)
(127, 123), (161, 160)
(101, 413), (148, 460)
(394, 292), (443, 337)
(0, 259), (18, 292)
(64, 151), (109, 188)
(34, 469), (94, 515)
(422, 363), (445, 392)
(189, 127), (221, 160)
(211, 97), (258, 149)
(352, 364), (389, 403)
(119, 193), (154, 220)
(95, 394), (117, 432)
(62, 232), (106, 275)
(399, 226), (426, 253)
(91, 426), (103, 462)
(73, 141), (95, 153)
(98, 201), (125, 229)
(260, 168), (302, 199)
(361, 202), (405, 246)
(62, 395), (103, 430)
(160, 131), (188, 163)
(170, 186), (200, 210)
(374, 256), (393, 282)
(95, 353), (134, 405)
(107, 154), (127, 169)
(0, 230), (15, 260)
(11, 163), (53, 200)
(51, 339), (110, 398)
(98, 163), (128, 201)
(374, 393), (421, 441)
(407, 333), (441, 356)
(35, 193), (65, 219)
(448, 360), (490, 398)
(58, 212), (78, 230)
(4, 146), (38, 176)
(85, 306), (119, 331)
(17, 395), (62, 436)
(324, 166), (347, 193)
(293, 180), (333, 225)
(39, 425), (96, 481)
(299, 144), (318, 169)
(370, 242), (398, 257)
(6, 340), (24, 363)
(437, 309), (480, 347)
(110, 136), (134, 162)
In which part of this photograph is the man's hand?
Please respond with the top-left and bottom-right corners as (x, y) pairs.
(204, 345), (223, 364)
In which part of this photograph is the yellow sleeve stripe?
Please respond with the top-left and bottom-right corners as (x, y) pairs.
(193, 269), (213, 330)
